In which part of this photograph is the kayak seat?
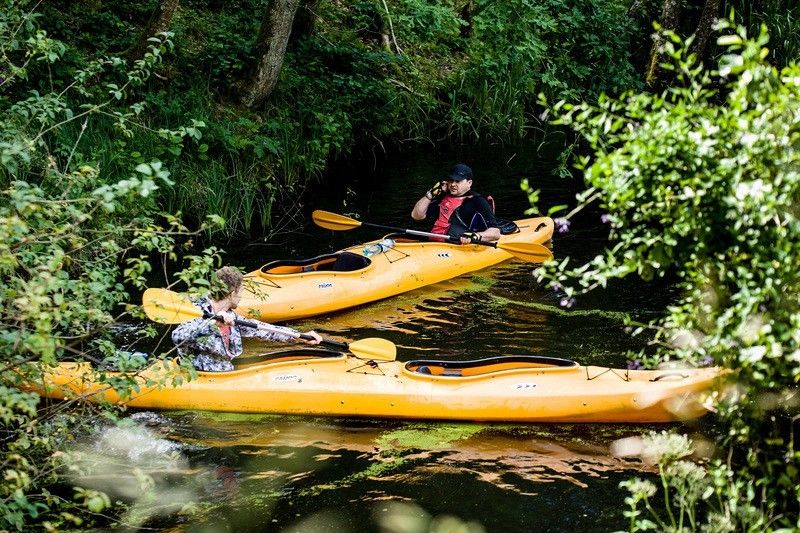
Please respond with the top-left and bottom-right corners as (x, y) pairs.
(317, 252), (370, 272)
(333, 251), (370, 271)
(414, 365), (462, 377)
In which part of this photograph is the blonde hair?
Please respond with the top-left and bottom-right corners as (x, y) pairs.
(211, 266), (243, 300)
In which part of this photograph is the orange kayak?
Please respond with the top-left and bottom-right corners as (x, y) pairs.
(33, 350), (722, 423)
(238, 217), (554, 321)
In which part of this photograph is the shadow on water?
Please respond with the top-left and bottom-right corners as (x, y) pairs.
(112, 137), (696, 530)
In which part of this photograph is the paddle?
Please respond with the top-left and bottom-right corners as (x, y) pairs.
(142, 288), (397, 362)
(312, 210), (553, 263)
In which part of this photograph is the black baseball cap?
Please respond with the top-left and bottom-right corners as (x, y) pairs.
(447, 164), (473, 182)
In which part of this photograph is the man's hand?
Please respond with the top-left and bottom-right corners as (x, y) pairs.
(425, 181), (446, 200)
(460, 231), (482, 244)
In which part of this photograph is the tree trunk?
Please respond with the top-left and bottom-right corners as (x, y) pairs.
(290, 0), (319, 44)
(127, 0), (180, 62)
(460, 1), (475, 38)
(645, 0), (683, 87)
(243, 0), (301, 109)
(689, 0), (722, 61)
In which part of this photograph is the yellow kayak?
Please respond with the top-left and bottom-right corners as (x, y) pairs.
(33, 350), (722, 423)
(238, 216), (554, 322)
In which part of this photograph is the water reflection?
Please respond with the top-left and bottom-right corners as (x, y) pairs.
(126, 412), (659, 531)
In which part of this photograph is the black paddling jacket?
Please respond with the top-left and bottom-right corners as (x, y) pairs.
(425, 191), (498, 239)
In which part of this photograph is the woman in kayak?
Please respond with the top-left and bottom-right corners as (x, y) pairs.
(172, 266), (322, 371)
(410, 163), (502, 244)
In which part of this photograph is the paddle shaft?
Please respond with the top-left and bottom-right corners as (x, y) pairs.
(357, 221), (501, 248)
(204, 312), (348, 351)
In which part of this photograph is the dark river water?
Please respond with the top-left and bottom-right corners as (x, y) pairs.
(86, 137), (705, 531)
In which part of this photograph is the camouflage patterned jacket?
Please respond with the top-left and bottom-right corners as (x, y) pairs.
(171, 297), (298, 371)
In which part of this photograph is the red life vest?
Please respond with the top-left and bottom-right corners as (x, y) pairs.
(431, 194), (469, 235)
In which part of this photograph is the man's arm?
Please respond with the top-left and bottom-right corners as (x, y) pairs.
(412, 181), (445, 220)
(411, 194), (432, 220)
(459, 227), (500, 244)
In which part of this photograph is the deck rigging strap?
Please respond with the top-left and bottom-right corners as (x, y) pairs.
(347, 359), (387, 375)
(585, 366), (631, 382)
(383, 246), (410, 263)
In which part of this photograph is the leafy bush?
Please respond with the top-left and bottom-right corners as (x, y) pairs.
(536, 16), (800, 530)
(1, 3), (220, 528)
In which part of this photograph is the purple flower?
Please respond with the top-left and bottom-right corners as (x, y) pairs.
(627, 359), (644, 370)
(555, 218), (571, 234)
(559, 297), (575, 308)
(699, 356), (714, 367)
(552, 282), (562, 292)
(600, 214), (612, 224)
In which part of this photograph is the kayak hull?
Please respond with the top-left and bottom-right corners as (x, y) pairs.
(238, 217), (554, 321)
(32, 351), (722, 424)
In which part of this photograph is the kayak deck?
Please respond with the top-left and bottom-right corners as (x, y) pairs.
(34, 350), (722, 423)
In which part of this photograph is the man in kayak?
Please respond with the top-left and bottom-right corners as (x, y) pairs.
(411, 163), (501, 244)
(172, 267), (322, 371)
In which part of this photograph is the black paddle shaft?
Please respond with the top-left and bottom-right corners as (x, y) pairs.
(360, 221), (498, 248)
(203, 312), (348, 350)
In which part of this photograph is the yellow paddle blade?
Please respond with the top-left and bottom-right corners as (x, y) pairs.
(142, 288), (203, 324)
(496, 241), (553, 263)
(348, 337), (397, 362)
(312, 210), (363, 231)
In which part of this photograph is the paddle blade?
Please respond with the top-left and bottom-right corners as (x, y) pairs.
(348, 337), (397, 362)
(142, 288), (202, 324)
(312, 210), (362, 231)
(496, 241), (553, 263)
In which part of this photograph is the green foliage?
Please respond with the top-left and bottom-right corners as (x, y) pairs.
(0, 3), (222, 528)
(449, 0), (641, 139)
(21, 0), (645, 234)
(18, 0), (800, 236)
(537, 17), (800, 530)
(725, 0), (800, 66)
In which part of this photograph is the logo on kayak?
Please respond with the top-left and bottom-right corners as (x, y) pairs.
(273, 374), (302, 383)
(437, 252), (451, 258)
(318, 282), (333, 289)
(515, 383), (536, 389)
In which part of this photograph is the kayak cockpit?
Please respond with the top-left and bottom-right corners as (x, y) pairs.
(231, 348), (345, 370)
(259, 251), (371, 275)
(405, 355), (578, 377)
